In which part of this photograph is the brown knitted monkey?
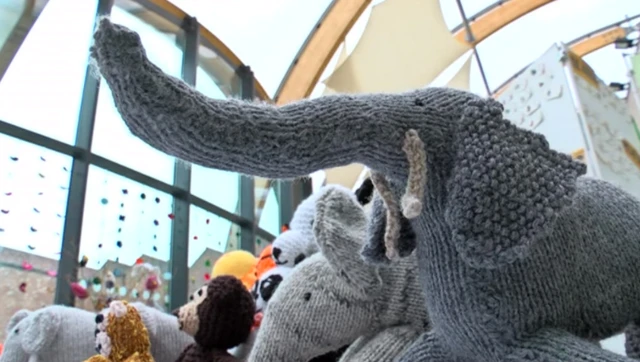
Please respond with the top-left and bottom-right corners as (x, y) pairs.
(173, 276), (255, 362)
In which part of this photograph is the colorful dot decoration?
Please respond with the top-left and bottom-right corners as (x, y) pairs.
(2, 153), (264, 288)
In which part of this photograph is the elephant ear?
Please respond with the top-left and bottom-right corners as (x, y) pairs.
(6, 310), (30, 334)
(21, 308), (61, 355)
(313, 185), (380, 294)
(446, 98), (586, 269)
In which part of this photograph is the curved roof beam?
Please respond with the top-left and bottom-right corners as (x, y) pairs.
(567, 17), (637, 57)
(273, 0), (371, 105)
(452, 0), (555, 45)
(493, 14), (640, 96)
(135, 0), (270, 100)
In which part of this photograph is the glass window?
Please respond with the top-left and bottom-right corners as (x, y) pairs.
(254, 177), (270, 223)
(188, 205), (240, 295)
(0, 0), (97, 144)
(76, 165), (174, 312)
(190, 43), (242, 215)
(258, 186), (280, 237)
(91, 1), (184, 184)
(0, 133), (71, 341)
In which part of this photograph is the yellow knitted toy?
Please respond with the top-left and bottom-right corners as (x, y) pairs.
(211, 250), (257, 290)
(85, 300), (154, 362)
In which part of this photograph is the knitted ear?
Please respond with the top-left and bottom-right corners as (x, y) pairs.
(129, 302), (157, 336)
(6, 309), (30, 333)
(361, 193), (417, 265)
(21, 308), (61, 355)
(446, 98), (586, 269)
(313, 185), (380, 292)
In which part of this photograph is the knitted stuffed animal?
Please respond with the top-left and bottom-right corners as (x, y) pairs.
(272, 179), (376, 269)
(247, 185), (427, 362)
(271, 191), (322, 268)
(0, 305), (97, 362)
(87, 300), (154, 362)
(117, 303), (194, 362)
(253, 244), (276, 280)
(91, 19), (640, 361)
(173, 276), (255, 362)
(228, 245), (277, 360)
(1, 304), (191, 362)
(211, 250), (257, 290)
(251, 264), (293, 313)
(243, 182), (376, 361)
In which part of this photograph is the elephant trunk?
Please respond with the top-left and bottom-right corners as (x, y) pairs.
(90, 18), (474, 181)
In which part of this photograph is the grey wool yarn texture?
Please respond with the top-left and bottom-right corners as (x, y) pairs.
(0, 304), (193, 362)
(91, 18), (640, 361)
(247, 185), (427, 362)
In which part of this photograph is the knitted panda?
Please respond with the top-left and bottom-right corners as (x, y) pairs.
(250, 265), (294, 313)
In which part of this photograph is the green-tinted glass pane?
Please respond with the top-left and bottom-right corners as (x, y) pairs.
(0, 132), (71, 341)
(0, 0), (96, 143)
(77, 165), (174, 312)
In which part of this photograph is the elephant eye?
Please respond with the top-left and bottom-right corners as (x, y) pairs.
(303, 292), (311, 301)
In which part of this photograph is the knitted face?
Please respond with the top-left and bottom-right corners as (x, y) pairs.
(271, 190), (324, 267)
(250, 265), (293, 313)
(95, 301), (151, 361)
(174, 276), (255, 350)
(250, 186), (382, 361)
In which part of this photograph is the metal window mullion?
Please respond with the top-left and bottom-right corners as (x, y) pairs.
(168, 15), (199, 311)
(237, 65), (256, 254)
(54, 0), (114, 306)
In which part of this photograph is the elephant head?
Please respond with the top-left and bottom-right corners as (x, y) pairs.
(272, 180), (377, 268)
(90, 18), (586, 269)
(247, 185), (425, 362)
(1, 306), (96, 362)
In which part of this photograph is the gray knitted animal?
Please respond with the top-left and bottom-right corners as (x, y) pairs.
(272, 181), (376, 268)
(1, 303), (193, 362)
(90, 18), (640, 361)
(1, 305), (96, 362)
(248, 185), (426, 362)
(271, 189), (323, 268)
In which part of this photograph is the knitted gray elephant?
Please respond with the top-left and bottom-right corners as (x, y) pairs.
(0, 305), (96, 362)
(248, 185), (427, 362)
(89, 18), (640, 361)
(272, 180), (377, 269)
(1, 303), (193, 362)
